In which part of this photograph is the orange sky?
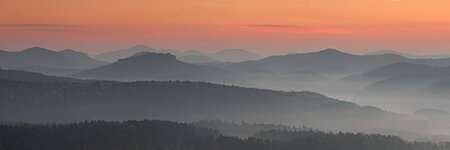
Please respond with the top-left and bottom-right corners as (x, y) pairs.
(1, 0), (450, 55)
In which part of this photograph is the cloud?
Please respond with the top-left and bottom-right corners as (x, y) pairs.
(0, 24), (85, 33)
(0, 24), (75, 28)
(242, 24), (353, 34)
(23, 28), (92, 33)
(245, 24), (294, 28)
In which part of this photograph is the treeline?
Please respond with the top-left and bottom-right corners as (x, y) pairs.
(1, 120), (449, 150)
(255, 130), (450, 150)
(0, 78), (383, 123)
(193, 119), (309, 138)
(0, 69), (81, 83)
(0, 120), (224, 150)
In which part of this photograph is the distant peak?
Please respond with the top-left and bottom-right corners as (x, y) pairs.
(126, 52), (176, 60)
(376, 50), (397, 53)
(314, 48), (352, 55)
(25, 46), (48, 51)
(183, 49), (205, 56)
(220, 48), (247, 52)
(115, 52), (178, 64)
(23, 47), (52, 53)
(59, 49), (79, 53)
(60, 49), (76, 52)
(365, 50), (416, 58)
(130, 52), (152, 57)
(319, 48), (341, 53)
(130, 45), (152, 50)
(215, 49), (261, 56)
(59, 49), (88, 56)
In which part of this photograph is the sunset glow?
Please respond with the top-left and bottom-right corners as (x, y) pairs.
(2, 0), (450, 55)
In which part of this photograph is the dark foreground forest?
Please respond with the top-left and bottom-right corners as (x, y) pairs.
(0, 120), (449, 150)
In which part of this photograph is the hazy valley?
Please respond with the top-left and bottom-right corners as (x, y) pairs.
(3, 45), (450, 149)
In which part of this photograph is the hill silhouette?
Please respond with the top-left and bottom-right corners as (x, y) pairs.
(177, 55), (220, 63)
(1, 120), (445, 150)
(341, 62), (435, 83)
(209, 48), (262, 62)
(93, 45), (159, 62)
(329, 62), (436, 97)
(0, 47), (106, 75)
(207, 49), (409, 76)
(73, 52), (231, 82)
(0, 69), (81, 82)
(93, 45), (262, 63)
(208, 49), (450, 77)
(354, 66), (450, 112)
(0, 79), (422, 132)
(366, 50), (450, 59)
(13, 65), (83, 76)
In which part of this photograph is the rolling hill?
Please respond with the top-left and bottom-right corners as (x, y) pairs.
(73, 53), (231, 82)
(177, 55), (220, 64)
(0, 47), (107, 76)
(354, 66), (450, 112)
(94, 45), (262, 63)
(0, 79), (424, 132)
(207, 49), (410, 77)
(0, 69), (81, 82)
(330, 62), (436, 96)
(207, 49), (450, 78)
(0, 47), (107, 71)
(1, 120), (444, 150)
(366, 50), (450, 59)
(92, 45), (160, 62)
(340, 62), (435, 83)
(208, 48), (262, 62)
(13, 65), (83, 76)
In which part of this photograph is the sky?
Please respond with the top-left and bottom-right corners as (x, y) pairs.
(1, 0), (450, 56)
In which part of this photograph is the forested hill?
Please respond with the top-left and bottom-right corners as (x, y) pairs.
(0, 79), (409, 131)
(0, 69), (81, 82)
(0, 120), (221, 150)
(1, 120), (448, 150)
(193, 119), (299, 138)
(73, 53), (231, 82)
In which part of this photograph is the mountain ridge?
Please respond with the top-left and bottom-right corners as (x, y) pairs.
(0, 47), (107, 72)
(73, 52), (231, 82)
(93, 45), (262, 63)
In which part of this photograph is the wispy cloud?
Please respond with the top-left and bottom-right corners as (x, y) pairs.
(0, 23), (86, 33)
(23, 28), (93, 33)
(0, 24), (75, 28)
(245, 24), (294, 28)
(242, 24), (353, 34)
